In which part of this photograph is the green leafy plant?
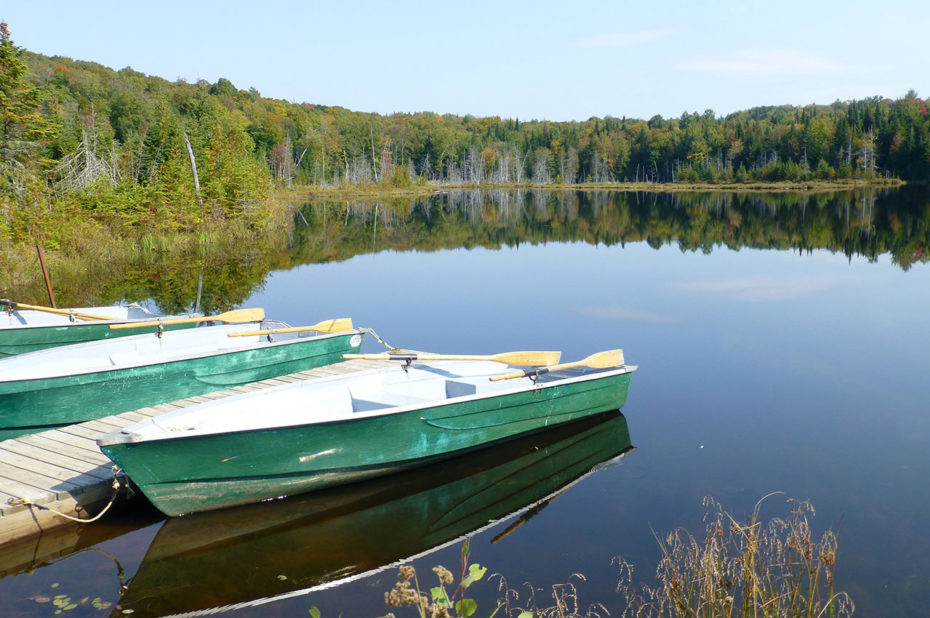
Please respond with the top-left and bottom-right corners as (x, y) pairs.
(383, 538), (499, 618)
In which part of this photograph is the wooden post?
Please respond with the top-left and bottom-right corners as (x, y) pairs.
(36, 244), (56, 308)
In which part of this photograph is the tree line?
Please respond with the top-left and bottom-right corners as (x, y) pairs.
(1, 21), (929, 247)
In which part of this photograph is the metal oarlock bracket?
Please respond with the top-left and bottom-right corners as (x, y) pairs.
(68, 309), (76, 323)
(156, 322), (164, 339)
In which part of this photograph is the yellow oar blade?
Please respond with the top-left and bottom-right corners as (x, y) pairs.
(575, 349), (624, 369)
(490, 349), (625, 381)
(228, 318), (354, 338)
(109, 307), (265, 329)
(343, 351), (561, 366)
(1, 300), (114, 321)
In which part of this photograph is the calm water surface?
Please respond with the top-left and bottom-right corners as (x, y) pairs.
(1, 189), (928, 616)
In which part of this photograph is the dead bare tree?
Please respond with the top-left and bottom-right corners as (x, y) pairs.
(51, 129), (120, 191)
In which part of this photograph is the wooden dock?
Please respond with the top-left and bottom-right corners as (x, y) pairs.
(0, 359), (387, 546)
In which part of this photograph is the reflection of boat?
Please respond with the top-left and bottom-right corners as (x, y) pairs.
(0, 322), (364, 440)
(99, 355), (636, 516)
(0, 301), (196, 357)
(117, 411), (634, 617)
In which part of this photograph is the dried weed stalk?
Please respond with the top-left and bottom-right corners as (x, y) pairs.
(617, 494), (854, 617)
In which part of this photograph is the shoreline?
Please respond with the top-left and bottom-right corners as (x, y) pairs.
(283, 178), (906, 200)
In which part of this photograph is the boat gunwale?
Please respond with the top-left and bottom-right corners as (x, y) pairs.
(0, 327), (366, 385)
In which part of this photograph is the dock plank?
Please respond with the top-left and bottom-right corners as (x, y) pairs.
(0, 448), (107, 487)
(0, 442), (112, 481)
(0, 459), (84, 491)
(20, 432), (106, 459)
(55, 424), (106, 442)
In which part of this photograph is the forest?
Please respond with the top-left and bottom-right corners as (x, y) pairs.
(1, 21), (929, 248)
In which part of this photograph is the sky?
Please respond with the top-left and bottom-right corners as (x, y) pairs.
(2, 0), (928, 122)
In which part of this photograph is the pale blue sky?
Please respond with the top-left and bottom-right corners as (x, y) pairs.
(3, 1), (927, 121)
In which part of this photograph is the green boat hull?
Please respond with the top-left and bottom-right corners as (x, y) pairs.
(116, 412), (632, 616)
(0, 332), (363, 440)
(101, 370), (633, 516)
(0, 320), (197, 357)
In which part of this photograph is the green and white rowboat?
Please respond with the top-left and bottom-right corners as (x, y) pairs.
(0, 320), (364, 440)
(97, 350), (636, 516)
(114, 412), (633, 616)
(0, 301), (199, 357)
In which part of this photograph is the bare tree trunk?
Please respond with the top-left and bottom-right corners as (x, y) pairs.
(183, 133), (204, 212)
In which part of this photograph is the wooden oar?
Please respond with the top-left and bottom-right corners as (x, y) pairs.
(227, 318), (354, 337)
(343, 350), (561, 366)
(490, 349), (624, 381)
(0, 299), (114, 321)
(109, 307), (265, 329)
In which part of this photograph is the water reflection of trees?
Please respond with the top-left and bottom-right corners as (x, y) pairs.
(289, 188), (930, 271)
(6, 189), (926, 311)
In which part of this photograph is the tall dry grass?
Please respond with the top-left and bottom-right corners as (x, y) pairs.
(385, 495), (852, 618)
(616, 494), (853, 618)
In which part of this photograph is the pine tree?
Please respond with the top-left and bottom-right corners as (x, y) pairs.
(0, 22), (54, 170)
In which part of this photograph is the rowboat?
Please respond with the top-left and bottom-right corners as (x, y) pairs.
(97, 350), (636, 516)
(114, 412), (633, 616)
(0, 318), (364, 440)
(0, 300), (198, 357)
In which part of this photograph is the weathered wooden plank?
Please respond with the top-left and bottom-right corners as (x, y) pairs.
(80, 418), (132, 433)
(0, 460), (83, 494)
(273, 375), (301, 383)
(55, 424), (105, 441)
(0, 448), (108, 487)
(21, 431), (104, 458)
(0, 442), (112, 481)
(0, 469), (59, 502)
(84, 416), (130, 430)
(131, 407), (161, 417)
(116, 411), (152, 422)
(13, 434), (108, 466)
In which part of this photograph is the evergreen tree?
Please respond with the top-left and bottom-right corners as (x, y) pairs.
(0, 22), (54, 172)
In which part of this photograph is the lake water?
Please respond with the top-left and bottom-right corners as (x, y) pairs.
(1, 188), (928, 616)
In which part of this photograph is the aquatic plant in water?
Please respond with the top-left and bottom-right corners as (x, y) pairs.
(387, 496), (852, 618)
(383, 538), (496, 618)
(615, 494), (853, 617)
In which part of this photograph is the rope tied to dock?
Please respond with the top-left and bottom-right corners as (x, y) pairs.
(5, 466), (124, 524)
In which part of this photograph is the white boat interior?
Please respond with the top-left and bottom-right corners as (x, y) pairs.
(0, 321), (349, 381)
(0, 304), (173, 329)
(104, 360), (632, 443)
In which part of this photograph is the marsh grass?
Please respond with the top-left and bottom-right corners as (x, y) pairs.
(386, 496), (851, 618)
(615, 494), (853, 617)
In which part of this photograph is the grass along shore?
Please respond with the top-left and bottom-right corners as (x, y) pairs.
(290, 177), (905, 200)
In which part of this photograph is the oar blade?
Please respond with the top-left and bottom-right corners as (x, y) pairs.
(583, 349), (624, 369)
(307, 317), (354, 333)
(110, 307), (265, 329)
(215, 307), (265, 323)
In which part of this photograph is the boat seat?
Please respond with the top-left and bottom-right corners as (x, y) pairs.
(349, 390), (431, 413)
(445, 380), (477, 398)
